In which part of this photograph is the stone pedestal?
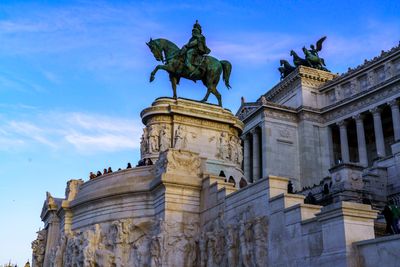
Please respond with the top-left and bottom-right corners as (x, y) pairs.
(140, 97), (244, 184)
(316, 202), (377, 267)
(328, 163), (364, 203)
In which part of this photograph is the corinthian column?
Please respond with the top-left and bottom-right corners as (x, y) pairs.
(252, 128), (260, 181)
(243, 135), (251, 179)
(370, 107), (386, 157)
(388, 99), (400, 142)
(353, 114), (368, 167)
(337, 120), (350, 163)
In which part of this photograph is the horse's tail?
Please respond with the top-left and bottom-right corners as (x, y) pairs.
(220, 60), (232, 89)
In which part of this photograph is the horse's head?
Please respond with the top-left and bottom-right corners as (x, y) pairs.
(302, 46), (308, 55)
(146, 38), (164, 62)
(290, 50), (294, 56)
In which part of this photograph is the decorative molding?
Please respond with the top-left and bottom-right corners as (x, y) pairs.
(323, 83), (400, 122)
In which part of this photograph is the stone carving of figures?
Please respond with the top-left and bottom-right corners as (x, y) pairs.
(350, 81), (358, 95)
(239, 220), (254, 267)
(253, 217), (268, 267)
(134, 235), (151, 267)
(148, 125), (160, 153)
(32, 229), (47, 267)
(229, 136), (239, 163)
(226, 225), (238, 267)
(159, 125), (171, 152)
(83, 229), (97, 267)
(386, 63), (393, 78)
(150, 236), (161, 267)
(68, 232), (84, 267)
(215, 232), (225, 266)
(174, 125), (187, 149)
(199, 232), (207, 267)
(52, 234), (67, 267)
(218, 132), (229, 160)
(237, 140), (243, 166)
(368, 72), (375, 87)
(140, 127), (149, 156)
(206, 232), (216, 267)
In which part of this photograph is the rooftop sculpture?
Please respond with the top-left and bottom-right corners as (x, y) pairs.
(147, 20), (232, 106)
(279, 36), (330, 79)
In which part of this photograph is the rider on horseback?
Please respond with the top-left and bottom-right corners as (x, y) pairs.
(181, 20), (211, 76)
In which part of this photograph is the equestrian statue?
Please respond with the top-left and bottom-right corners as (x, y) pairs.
(279, 36), (330, 79)
(147, 20), (232, 107)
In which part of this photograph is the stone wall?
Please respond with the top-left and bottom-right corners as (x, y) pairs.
(355, 235), (400, 267)
(34, 98), (384, 267)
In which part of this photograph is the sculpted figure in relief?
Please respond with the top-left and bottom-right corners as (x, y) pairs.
(218, 132), (229, 160)
(206, 232), (216, 267)
(386, 62), (393, 78)
(148, 125), (160, 153)
(140, 127), (149, 156)
(174, 125), (187, 149)
(159, 124), (171, 152)
(229, 136), (239, 163)
(51, 234), (67, 267)
(368, 72), (375, 87)
(253, 217), (268, 267)
(237, 141), (243, 166)
(32, 229), (47, 267)
(199, 232), (207, 267)
(150, 236), (161, 267)
(226, 225), (238, 267)
(239, 219), (254, 267)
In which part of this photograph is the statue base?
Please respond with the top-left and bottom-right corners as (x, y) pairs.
(140, 97), (244, 183)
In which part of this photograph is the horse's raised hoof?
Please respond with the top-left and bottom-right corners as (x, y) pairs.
(149, 75), (155, 82)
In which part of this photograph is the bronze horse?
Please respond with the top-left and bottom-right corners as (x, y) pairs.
(147, 38), (232, 106)
(302, 47), (329, 71)
(290, 50), (311, 68)
(278, 59), (296, 80)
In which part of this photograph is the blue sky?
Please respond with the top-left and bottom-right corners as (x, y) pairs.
(1, 0), (400, 264)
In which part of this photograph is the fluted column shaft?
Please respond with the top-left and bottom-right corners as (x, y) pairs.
(337, 120), (350, 163)
(252, 129), (260, 181)
(371, 107), (386, 157)
(261, 121), (268, 178)
(389, 100), (400, 142)
(243, 136), (251, 179)
(353, 114), (368, 166)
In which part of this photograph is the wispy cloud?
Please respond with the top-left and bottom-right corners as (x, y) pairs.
(207, 19), (400, 71)
(0, 72), (46, 93)
(210, 32), (296, 64)
(0, 111), (142, 153)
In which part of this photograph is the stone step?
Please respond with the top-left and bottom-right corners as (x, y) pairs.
(269, 193), (306, 214)
(268, 175), (290, 198)
(284, 203), (322, 226)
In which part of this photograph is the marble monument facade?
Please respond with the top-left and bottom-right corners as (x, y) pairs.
(33, 46), (400, 267)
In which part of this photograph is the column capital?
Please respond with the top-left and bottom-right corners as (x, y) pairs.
(352, 114), (365, 121)
(250, 127), (260, 135)
(369, 106), (381, 115)
(336, 120), (348, 127)
(388, 99), (399, 108)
